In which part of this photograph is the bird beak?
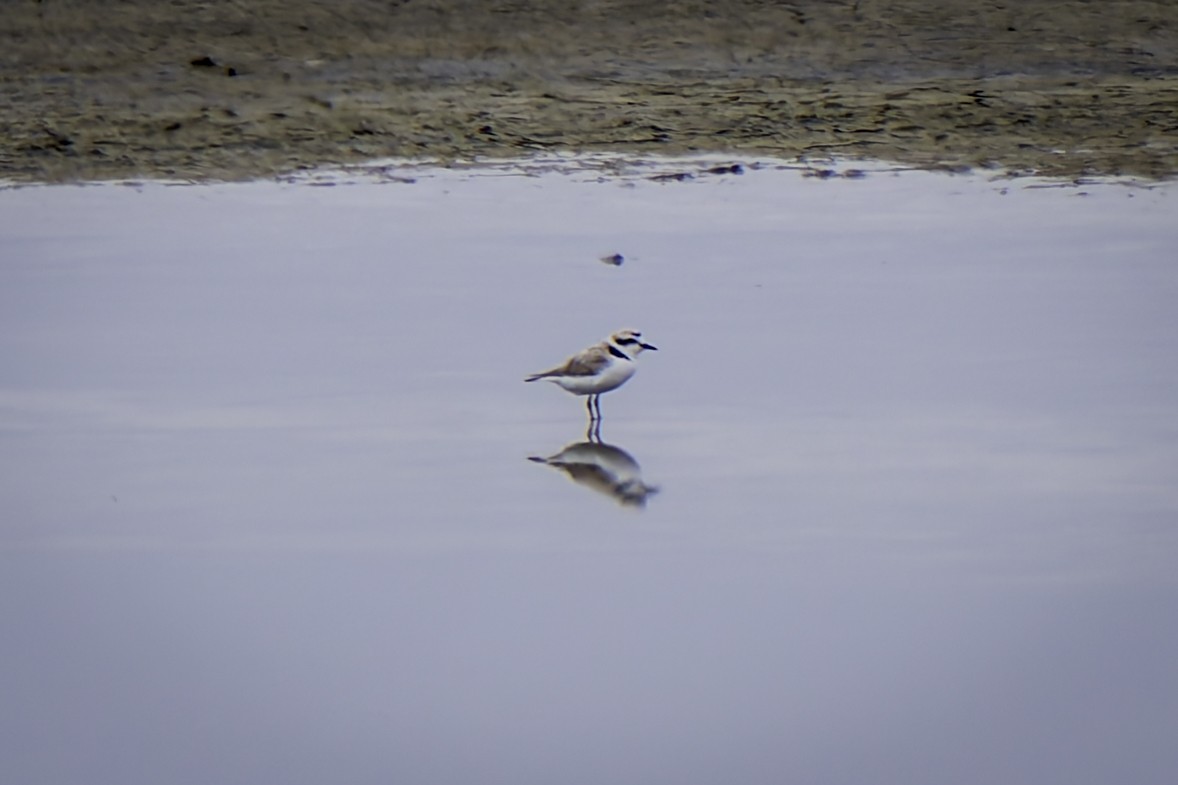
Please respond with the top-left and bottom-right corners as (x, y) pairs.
(640, 342), (658, 351)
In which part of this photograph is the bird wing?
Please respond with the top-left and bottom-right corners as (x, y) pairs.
(526, 344), (610, 380)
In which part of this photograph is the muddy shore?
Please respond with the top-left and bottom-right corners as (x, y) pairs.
(2, 0), (1176, 183)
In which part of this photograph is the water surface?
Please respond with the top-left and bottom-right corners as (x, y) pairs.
(2, 160), (1176, 784)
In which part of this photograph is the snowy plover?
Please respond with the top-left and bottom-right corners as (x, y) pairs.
(525, 329), (657, 419)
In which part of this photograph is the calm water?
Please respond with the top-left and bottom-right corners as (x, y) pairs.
(2, 159), (1176, 784)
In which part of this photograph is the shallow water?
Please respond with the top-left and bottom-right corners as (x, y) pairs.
(2, 159), (1177, 784)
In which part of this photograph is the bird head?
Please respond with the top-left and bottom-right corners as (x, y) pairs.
(610, 329), (658, 358)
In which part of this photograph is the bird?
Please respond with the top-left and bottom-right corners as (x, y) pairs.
(524, 329), (658, 420)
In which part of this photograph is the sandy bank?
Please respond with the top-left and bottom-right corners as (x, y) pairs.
(2, 0), (1175, 182)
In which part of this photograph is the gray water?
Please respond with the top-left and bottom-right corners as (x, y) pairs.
(2, 158), (1176, 784)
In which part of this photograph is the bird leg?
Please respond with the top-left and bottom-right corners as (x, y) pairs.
(585, 394), (603, 422)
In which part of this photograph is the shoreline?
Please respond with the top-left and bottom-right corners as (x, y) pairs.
(3, 1), (1175, 184)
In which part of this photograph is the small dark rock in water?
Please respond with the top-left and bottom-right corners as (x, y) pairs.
(650, 171), (693, 182)
(190, 56), (218, 68)
(803, 168), (839, 179)
(600, 253), (624, 266)
(843, 168), (867, 179)
(706, 163), (744, 175)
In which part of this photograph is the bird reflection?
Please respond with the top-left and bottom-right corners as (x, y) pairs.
(529, 421), (659, 508)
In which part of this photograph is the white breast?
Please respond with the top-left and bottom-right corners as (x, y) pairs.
(553, 359), (636, 395)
